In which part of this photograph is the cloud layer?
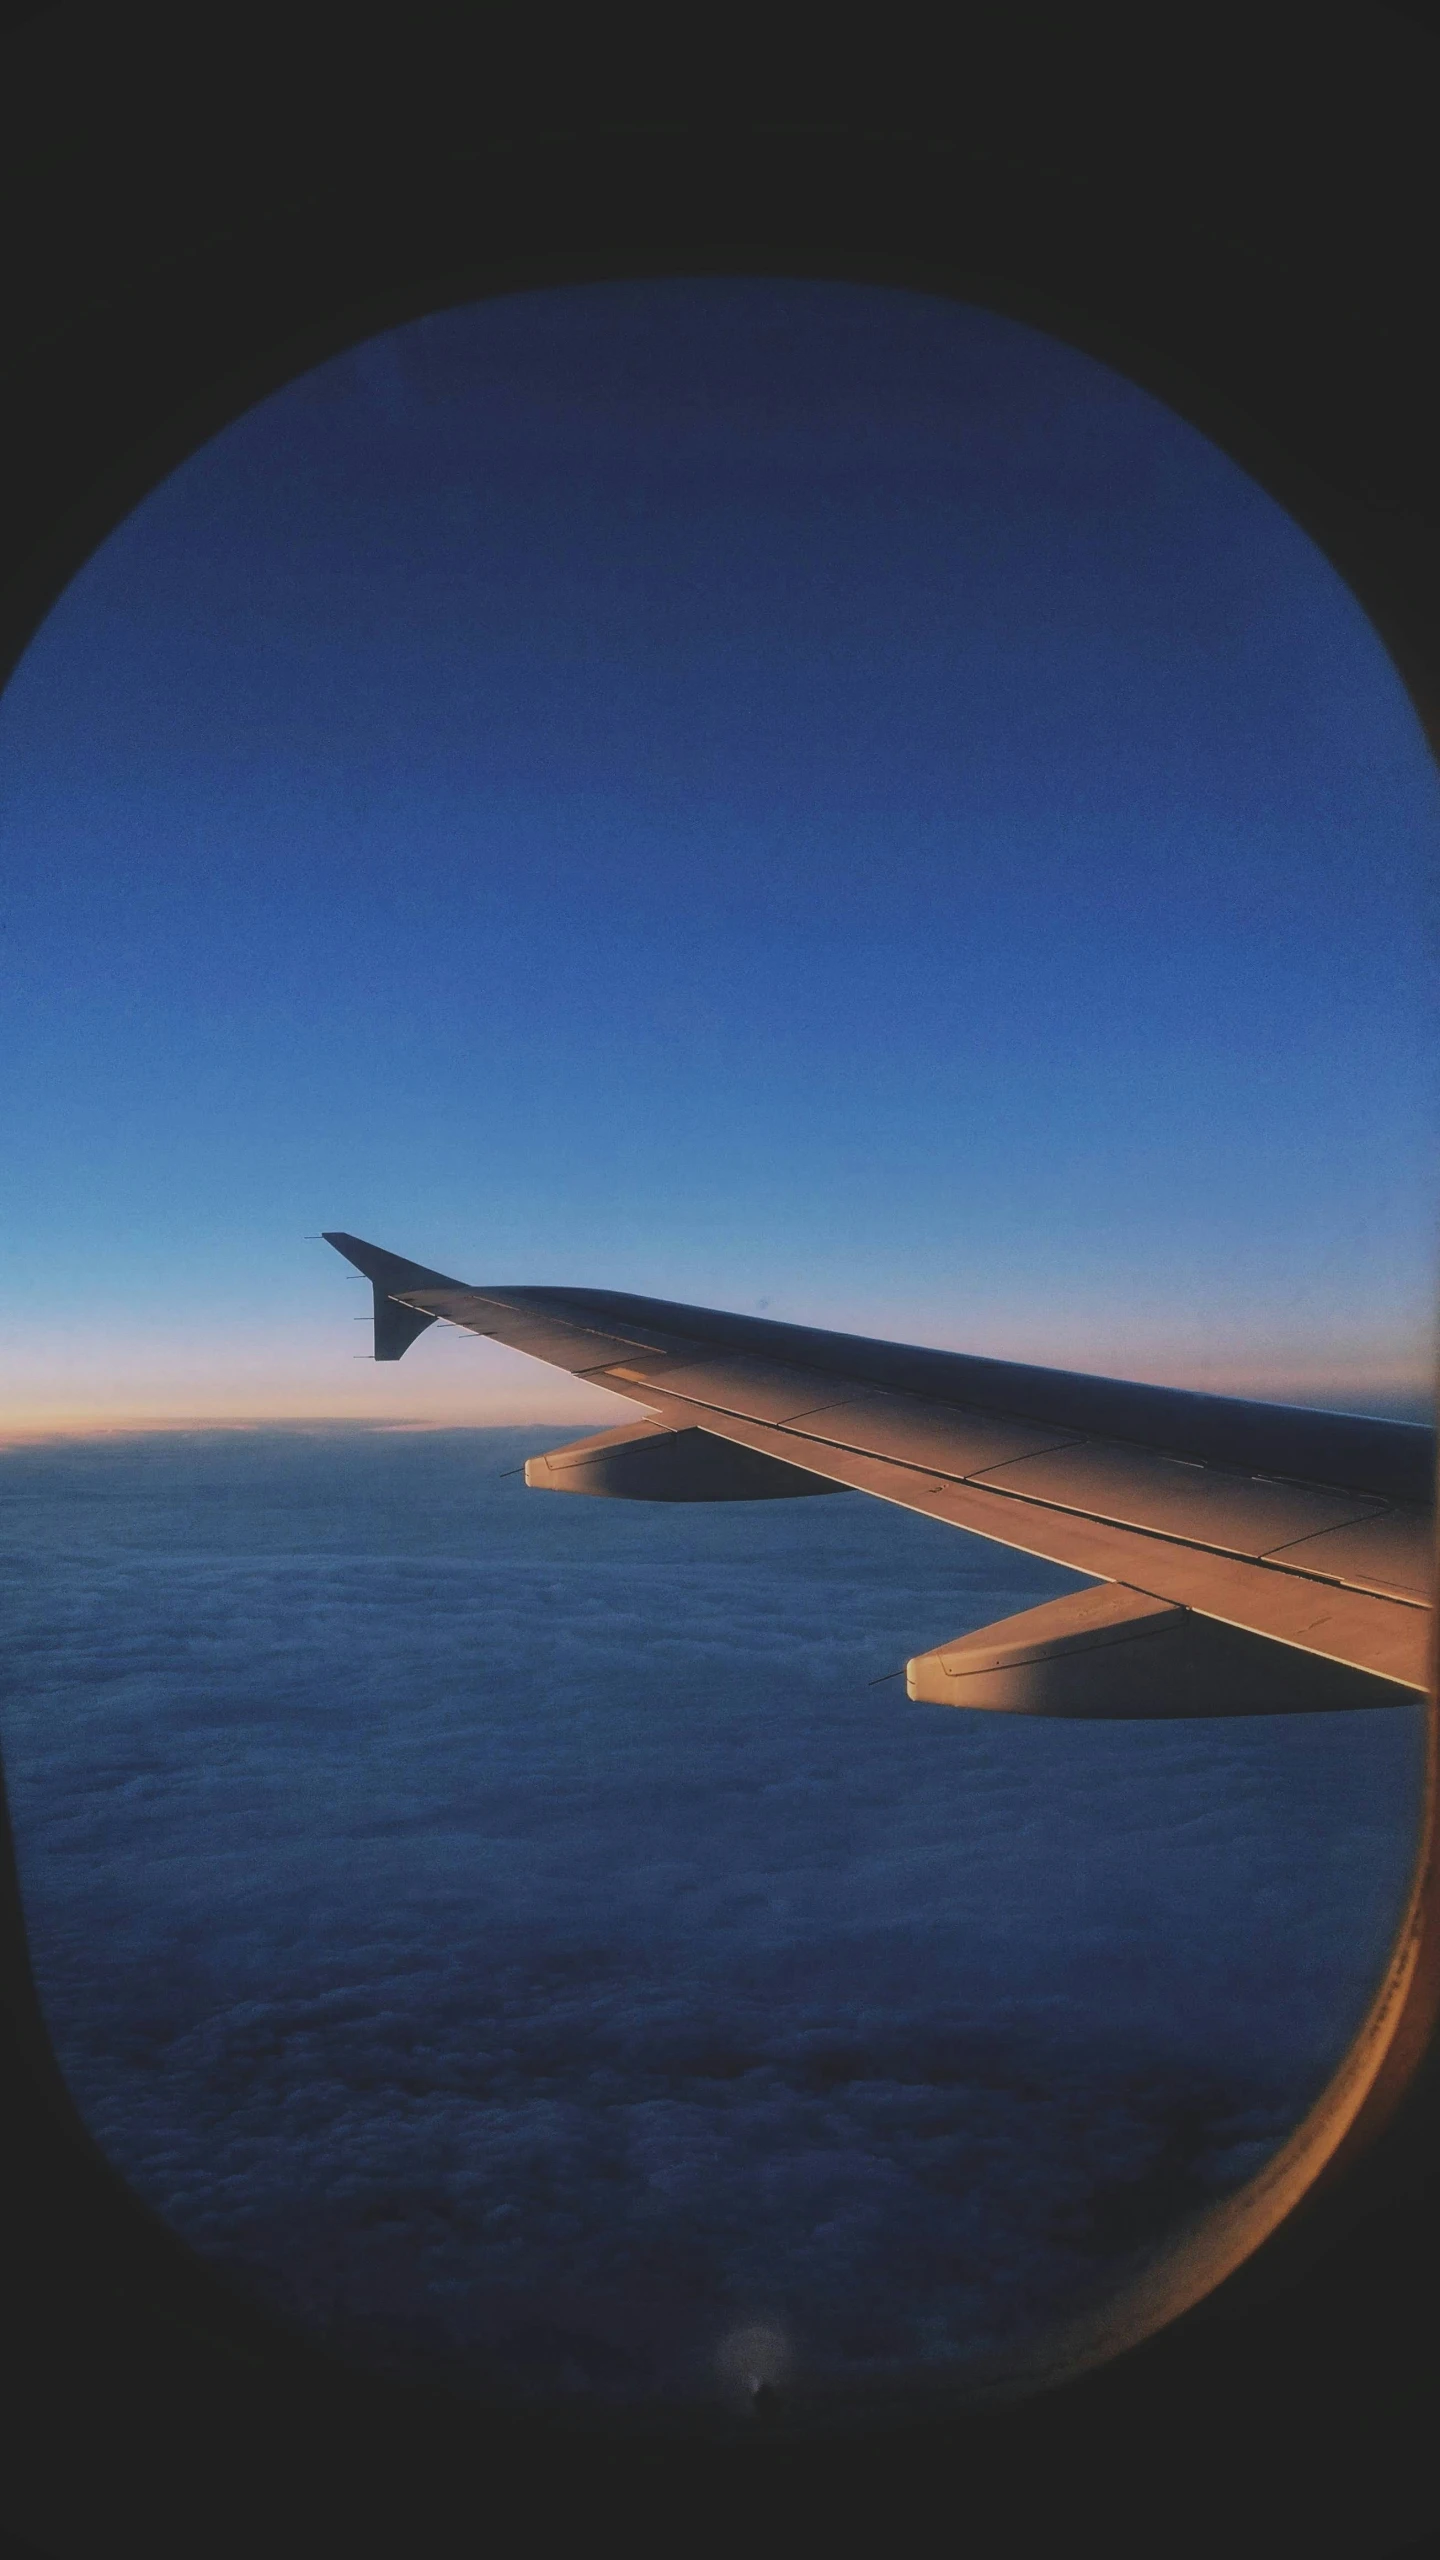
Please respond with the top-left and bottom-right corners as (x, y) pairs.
(0, 1427), (1423, 2416)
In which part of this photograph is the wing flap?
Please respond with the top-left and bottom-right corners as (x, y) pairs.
(964, 1440), (1386, 1555)
(780, 1390), (1085, 1475)
(1259, 1508), (1435, 1601)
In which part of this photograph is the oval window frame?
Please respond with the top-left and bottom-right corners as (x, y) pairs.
(0, 21), (1436, 2550)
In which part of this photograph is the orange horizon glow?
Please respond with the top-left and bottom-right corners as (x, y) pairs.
(2, 1354), (1432, 1449)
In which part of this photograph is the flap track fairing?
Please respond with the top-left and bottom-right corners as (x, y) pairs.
(524, 1420), (843, 1502)
(906, 1584), (1414, 1717)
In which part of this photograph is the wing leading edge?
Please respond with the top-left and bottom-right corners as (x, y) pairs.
(323, 1232), (1434, 1713)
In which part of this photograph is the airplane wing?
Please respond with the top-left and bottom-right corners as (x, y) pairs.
(323, 1232), (1434, 1718)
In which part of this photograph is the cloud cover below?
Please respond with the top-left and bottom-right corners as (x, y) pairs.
(0, 1427), (1424, 2418)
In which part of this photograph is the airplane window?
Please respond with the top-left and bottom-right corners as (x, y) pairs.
(0, 278), (1432, 2428)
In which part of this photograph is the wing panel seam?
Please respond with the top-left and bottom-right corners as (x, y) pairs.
(644, 1387), (1430, 1609)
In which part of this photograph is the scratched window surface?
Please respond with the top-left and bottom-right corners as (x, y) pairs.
(0, 278), (1433, 2423)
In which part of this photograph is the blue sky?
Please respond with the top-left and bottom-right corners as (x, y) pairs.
(1, 277), (1435, 1428)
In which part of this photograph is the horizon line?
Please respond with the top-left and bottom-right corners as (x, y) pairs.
(3, 1378), (1435, 1449)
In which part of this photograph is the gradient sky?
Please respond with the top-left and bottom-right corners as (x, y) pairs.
(1, 277), (1436, 1431)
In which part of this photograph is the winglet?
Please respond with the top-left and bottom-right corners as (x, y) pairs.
(322, 1230), (461, 1362)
